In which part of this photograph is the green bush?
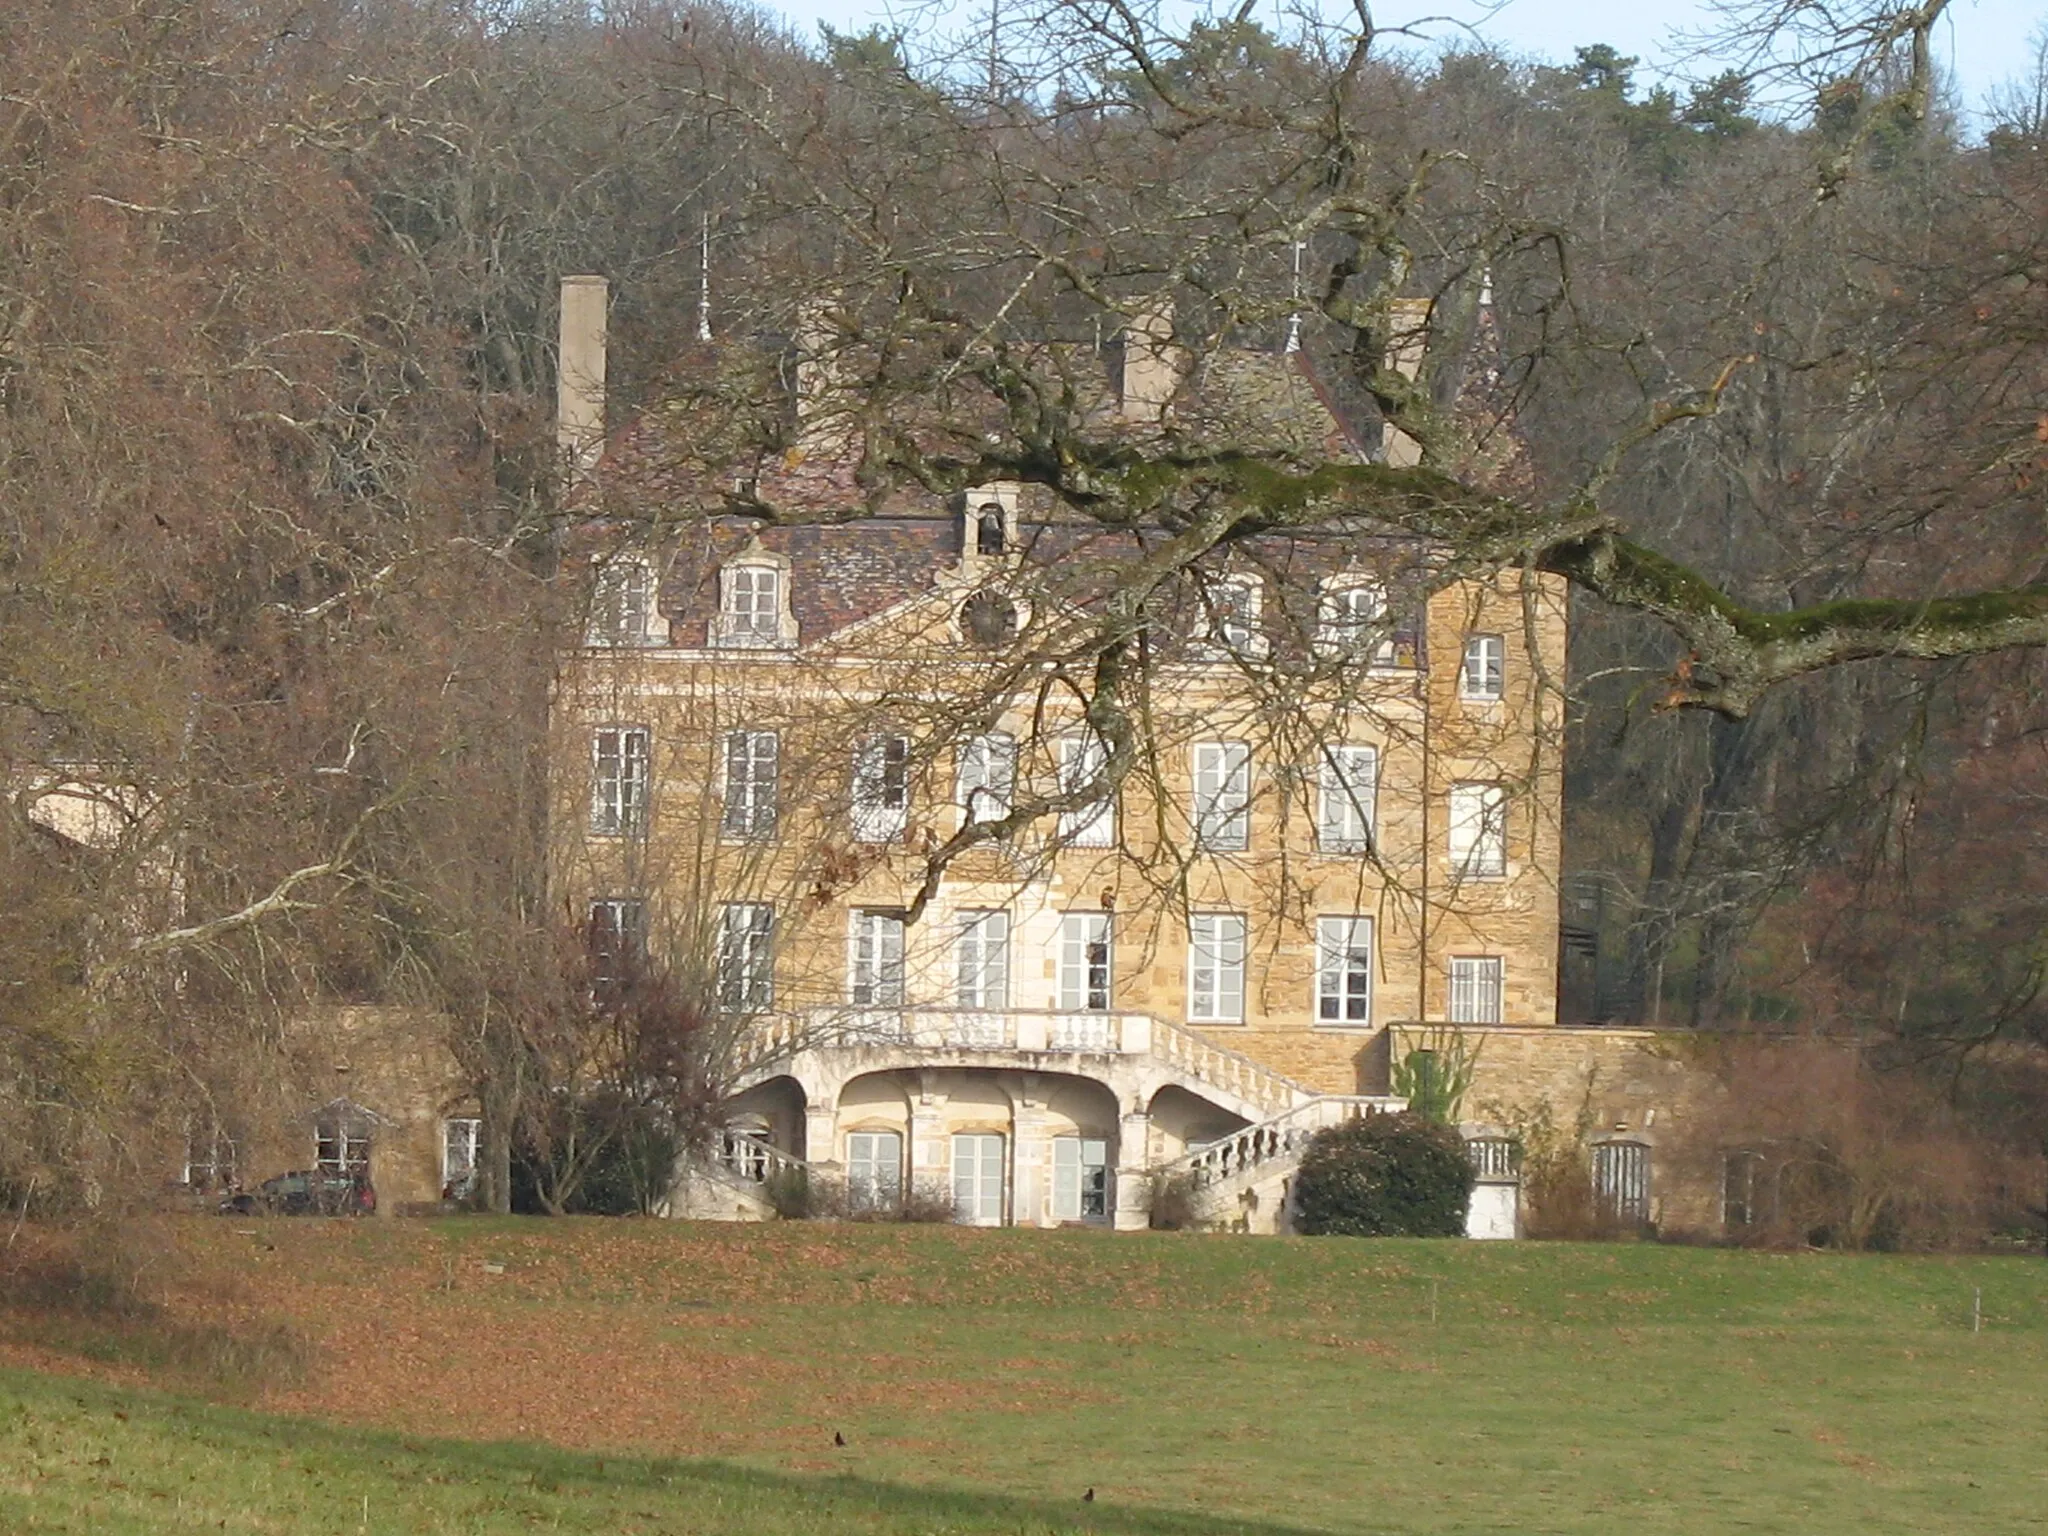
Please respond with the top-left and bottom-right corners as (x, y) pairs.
(1292, 1113), (1474, 1237)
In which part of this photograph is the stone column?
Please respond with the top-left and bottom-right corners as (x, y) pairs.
(908, 1071), (950, 1209)
(1112, 1107), (1153, 1231)
(803, 1101), (838, 1170)
(1010, 1074), (1048, 1228)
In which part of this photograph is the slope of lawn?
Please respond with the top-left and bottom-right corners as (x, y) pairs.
(3, 1219), (2045, 1534)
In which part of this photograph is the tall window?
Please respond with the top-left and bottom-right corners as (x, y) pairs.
(1460, 635), (1505, 701)
(1188, 914), (1247, 1023)
(721, 729), (779, 841)
(589, 726), (649, 837)
(1052, 1137), (1109, 1222)
(957, 732), (1016, 824)
(1199, 575), (1265, 658)
(716, 563), (784, 647)
(1449, 783), (1508, 878)
(1449, 956), (1504, 1024)
(442, 1118), (481, 1198)
(956, 910), (1010, 1008)
(587, 898), (646, 1007)
(847, 1130), (903, 1211)
(1315, 917), (1373, 1025)
(849, 909), (906, 1007)
(1318, 581), (1396, 664)
(1317, 745), (1378, 854)
(1192, 742), (1251, 852)
(1058, 913), (1113, 1011)
(1593, 1140), (1651, 1223)
(717, 903), (774, 1013)
(589, 560), (653, 646)
(852, 734), (911, 842)
(1723, 1150), (1762, 1229)
(1058, 735), (1115, 846)
(952, 1132), (1005, 1224)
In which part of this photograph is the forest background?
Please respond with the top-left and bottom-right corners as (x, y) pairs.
(4, 0), (2047, 1241)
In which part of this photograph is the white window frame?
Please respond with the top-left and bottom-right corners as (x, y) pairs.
(1196, 573), (1267, 660)
(589, 726), (650, 838)
(1449, 955), (1504, 1024)
(1317, 579), (1397, 665)
(711, 561), (794, 648)
(952, 1131), (1006, 1225)
(441, 1118), (481, 1194)
(1187, 913), (1247, 1023)
(1449, 782), (1509, 879)
(956, 732), (1016, 826)
(852, 734), (911, 843)
(717, 902), (775, 1013)
(849, 909), (907, 1007)
(1191, 742), (1251, 852)
(846, 1129), (903, 1211)
(1460, 634), (1505, 701)
(1058, 734), (1115, 847)
(1316, 744), (1378, 855)
(314, 1114), (372, 1177)
(720, 729), (779, 842)
(587, 557), (664, 647)
(1315, 916), (1374, 1027)
(1052, 1136), (1110, 1222)
(955, 910), (1010, 1009)
(1057, 912), (1113, 1011)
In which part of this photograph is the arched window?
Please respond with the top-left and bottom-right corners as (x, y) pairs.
(975, 503), (1007, 556)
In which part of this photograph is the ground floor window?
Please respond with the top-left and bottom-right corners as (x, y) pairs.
(1723, 1149), (1762, 1228)
(315, 1111), (372, 1177)
(1592, 1139), (1650, 1224)
(952, 1132), (1005, 1225)
(442, 1117), (481, 1199)
(1052, 1136), (1108, 1222)
(847, 1130), (903, 1211)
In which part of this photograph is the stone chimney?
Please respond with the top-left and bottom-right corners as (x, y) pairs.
(557, 275), (608, 476)
(1118, 301), (1181, 425)
(1381, 297), (1431, 469)
(791, 297), (851, 453)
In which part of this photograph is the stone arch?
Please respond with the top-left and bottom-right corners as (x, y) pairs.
(1147, 1084), (1250, 1163)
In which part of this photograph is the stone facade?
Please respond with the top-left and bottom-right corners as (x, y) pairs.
(548, 275), (1623, 1232)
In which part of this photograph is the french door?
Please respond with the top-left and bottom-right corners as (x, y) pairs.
(951, 1133), (1005, 1225)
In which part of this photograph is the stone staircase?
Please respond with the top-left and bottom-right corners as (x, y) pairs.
(1157, 1095), (1407, 1234)
(725, 1006), (1310, 1124)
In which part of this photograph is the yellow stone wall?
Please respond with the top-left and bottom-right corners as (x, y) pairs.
(556, 564), (1569, 1099)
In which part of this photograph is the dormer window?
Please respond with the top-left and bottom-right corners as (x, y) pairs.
(1195, 574), (1266, 660)
(711, 553), (798, 649)
(975, 504), (1007, 557)
(1318, 578), (1397, 666)
(587, 558), (668, 647)
(727, 565), (776, 637)
(959, 484), (1018, 569)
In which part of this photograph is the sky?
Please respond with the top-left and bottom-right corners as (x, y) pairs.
(757, 0), (2047, 123)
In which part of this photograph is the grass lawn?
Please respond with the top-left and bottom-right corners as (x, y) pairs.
(2, 1220), (2046, 1533)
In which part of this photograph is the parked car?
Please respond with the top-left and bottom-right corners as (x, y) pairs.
(219, 1169), (375, 1217)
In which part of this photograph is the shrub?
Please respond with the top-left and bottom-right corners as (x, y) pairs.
(1291, 1113), (1474, 1238)
(1146, 1169), (1200, 1230)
